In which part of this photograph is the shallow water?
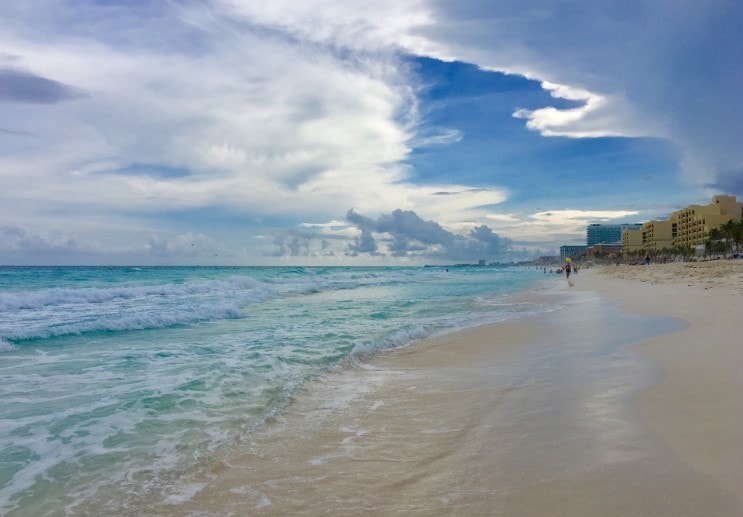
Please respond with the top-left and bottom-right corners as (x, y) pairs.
(0, 266), (547, 515)
(167, 286), (737, 516)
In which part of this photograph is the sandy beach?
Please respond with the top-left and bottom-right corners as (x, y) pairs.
(577, 260), (743, 511)
(170, 261), (743, 516)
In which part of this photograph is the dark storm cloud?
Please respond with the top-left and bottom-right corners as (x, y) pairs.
(705, 167), (743, 198)
(0, 68), (84, 104)
(376, 209), (452, 245)
(271, 228), (314, 257)
(469, 224), (502, 254)
(345, 210), (380, 255)
(345, 208), (510, 260)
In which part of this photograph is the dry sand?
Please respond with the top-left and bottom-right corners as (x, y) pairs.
(167, 261), (743, 516)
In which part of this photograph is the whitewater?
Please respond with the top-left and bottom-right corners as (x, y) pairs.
(0, 266), (548, 515)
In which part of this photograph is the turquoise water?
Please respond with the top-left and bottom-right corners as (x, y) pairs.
(0, 266), (546, 515)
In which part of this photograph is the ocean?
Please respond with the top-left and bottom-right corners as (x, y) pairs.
(0, 265), (547, 515)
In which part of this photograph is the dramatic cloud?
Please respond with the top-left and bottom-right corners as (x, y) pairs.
(345, 208), (511, 261)
(0, 1), (739, 264)
(416, 0), (743, 189)
(512, 82), (623, 138)
(270, 228), (334, 258)
(0, 0), (433, 249)
(470, 225), (502, 255)
(345, 210), (380, 256)
(705, 167), (743, 198)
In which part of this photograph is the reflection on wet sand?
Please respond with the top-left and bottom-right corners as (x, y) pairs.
(169, 285), (738, 516)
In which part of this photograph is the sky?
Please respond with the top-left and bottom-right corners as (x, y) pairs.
(1, 0), (741, 265)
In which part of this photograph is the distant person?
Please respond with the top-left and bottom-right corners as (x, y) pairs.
(645, 255), (651, 265)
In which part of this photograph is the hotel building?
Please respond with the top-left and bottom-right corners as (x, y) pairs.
(587, 223), (642, 247)
(559, 245), (588, 262)
(641, 219), (676, 251)
(672, 195), (743, 249)
(621, 195), (743, 252)
(622, 227), (643, 252)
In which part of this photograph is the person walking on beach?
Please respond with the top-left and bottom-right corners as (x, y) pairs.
(563, 258), (572, 279)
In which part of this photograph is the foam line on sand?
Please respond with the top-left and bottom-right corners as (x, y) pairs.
(164, 261), (742, 515)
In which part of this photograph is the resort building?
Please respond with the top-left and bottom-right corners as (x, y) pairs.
(620, 195), (743, 254)
(671, 195), (743, 249)
(622, 228), (643, 252)
(586, 223), (643, 247)
(560, 245), (588, 262)
(641, 219), (676, 251)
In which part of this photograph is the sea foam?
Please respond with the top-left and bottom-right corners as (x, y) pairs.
(0, 265), (545, 515)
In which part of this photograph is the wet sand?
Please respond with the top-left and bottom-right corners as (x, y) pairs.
(166, 262), (742, 516)
(576, 261), (743, 512)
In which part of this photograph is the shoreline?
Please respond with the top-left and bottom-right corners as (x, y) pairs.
(167, 262), (742, 515)
(576, 261), (743, 508)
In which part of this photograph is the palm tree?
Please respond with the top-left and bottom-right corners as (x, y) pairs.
(713, 219), (743, 257)
(680, 244), (694, 260)
(731, 220), (743, 254)
(671, 245), (688, 261)
(720, 220), (737, 257)
(706, 228), (725, 258)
